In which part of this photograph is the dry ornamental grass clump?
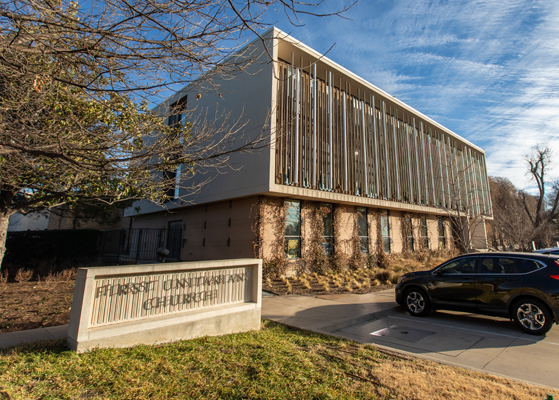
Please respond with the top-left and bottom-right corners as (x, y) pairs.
(15, 268), (33, 283)
(286, 282), (292, 293)
(374, 269), (394, 283)
(55, 268), (77, 282)
(264, 250), (456, 296)
(391, 273), (402, 284)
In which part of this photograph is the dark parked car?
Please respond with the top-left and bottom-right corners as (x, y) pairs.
(395, 252), (559, 335)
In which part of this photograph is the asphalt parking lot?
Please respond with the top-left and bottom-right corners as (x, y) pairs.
(262, 290), (559, 390)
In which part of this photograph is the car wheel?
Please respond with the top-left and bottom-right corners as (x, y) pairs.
(512, 299), (553, 335)
(404, 287), (431, 317)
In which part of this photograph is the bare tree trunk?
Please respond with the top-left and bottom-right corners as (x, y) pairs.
(0, 210), (14, 269)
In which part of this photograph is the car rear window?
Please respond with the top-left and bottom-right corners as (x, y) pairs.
(517, 259), (544, 273)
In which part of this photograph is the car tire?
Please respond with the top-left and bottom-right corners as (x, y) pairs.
(512, 298), (553, 336)
(404, 287), (431, 317)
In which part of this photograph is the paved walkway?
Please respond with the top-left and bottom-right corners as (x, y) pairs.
(261, 289), (398, 333)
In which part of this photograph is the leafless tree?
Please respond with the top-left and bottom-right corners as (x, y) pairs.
(0, 0), (355, 266)
(487, 176), (535, 250)
(521, 144), (559, 248)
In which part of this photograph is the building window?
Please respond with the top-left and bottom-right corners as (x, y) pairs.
(380, 210), (391, 253)
(421, 217), (429, 249)
(438, 217), (446, 250)
(321, 203), (334, 256)
(285, 200), (301, 259)
(406, 216), (415, 252)
(164, 96), (187, 201)
(356, 207), (368, 254)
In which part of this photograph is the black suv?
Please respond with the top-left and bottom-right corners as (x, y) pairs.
(395, 252), (559, 335)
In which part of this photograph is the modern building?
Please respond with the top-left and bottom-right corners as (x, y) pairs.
(125, 27), (492, 265)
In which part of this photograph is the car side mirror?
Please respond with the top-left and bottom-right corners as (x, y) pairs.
(434, 269), (443, 276)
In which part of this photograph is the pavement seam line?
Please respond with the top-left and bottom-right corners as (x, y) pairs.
(481, 343), (511, 369)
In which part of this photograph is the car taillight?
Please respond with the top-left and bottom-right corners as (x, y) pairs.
(551, 275), (559, 281)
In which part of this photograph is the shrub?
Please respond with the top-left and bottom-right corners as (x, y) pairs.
(2, 229), (100, 278)
(375, 251), (390, 269)
(263, 256), (288, 278)
(374, 269), (393, 282)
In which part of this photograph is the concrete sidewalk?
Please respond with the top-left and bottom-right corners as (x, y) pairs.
(261, 289), (398, 333)
(0, 325), (68, 349)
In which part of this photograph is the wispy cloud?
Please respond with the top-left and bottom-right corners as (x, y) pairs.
(273, 0), (559, 190)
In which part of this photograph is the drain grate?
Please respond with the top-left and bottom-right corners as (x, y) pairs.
(371, 324), (436, 343)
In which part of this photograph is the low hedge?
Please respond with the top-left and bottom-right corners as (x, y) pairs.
(1, 229), (101, 278)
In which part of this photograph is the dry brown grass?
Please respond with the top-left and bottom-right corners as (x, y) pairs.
(372, 355), (548, 399)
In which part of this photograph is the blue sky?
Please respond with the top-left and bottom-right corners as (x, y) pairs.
(267, 0), (559, 192)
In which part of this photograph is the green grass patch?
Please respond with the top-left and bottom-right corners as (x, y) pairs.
(0, 320), (393, 400)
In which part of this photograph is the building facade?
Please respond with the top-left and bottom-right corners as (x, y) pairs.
(126, 28), (492, 265)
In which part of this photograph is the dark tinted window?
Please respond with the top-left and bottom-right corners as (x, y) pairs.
(480, 257), (518, 274)
(517, 259), (544, 273)
(439, 258), (476, 274)
(479, 257), (541, 274)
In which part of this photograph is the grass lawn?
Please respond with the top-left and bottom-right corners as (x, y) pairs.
(0, 320), (551, 400)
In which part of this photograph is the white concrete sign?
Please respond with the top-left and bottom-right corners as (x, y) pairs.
(68, 259), (261, 352)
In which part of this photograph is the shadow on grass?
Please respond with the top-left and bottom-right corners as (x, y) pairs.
(0, 320), (347, 357)
(0, 338), (70, 355)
